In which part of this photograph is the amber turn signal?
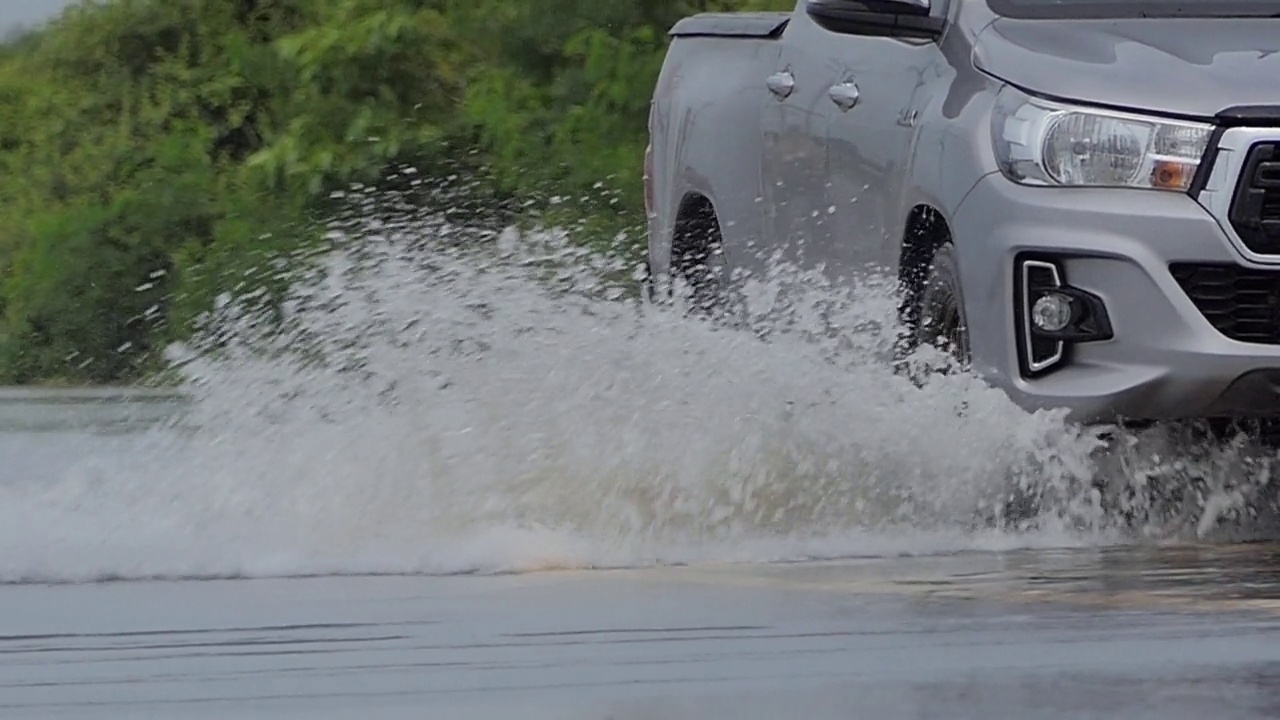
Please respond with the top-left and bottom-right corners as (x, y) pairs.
(1151, 160), (1195, 191)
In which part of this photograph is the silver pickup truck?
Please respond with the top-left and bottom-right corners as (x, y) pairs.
(643, 0), (1280, 434)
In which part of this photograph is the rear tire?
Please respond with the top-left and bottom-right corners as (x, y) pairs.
(658, 199), (740, 325)
(673, 237), (731, 320)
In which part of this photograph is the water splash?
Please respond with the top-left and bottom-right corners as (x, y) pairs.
(1, 192), (1277, 584)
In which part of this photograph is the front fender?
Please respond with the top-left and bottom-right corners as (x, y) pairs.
(898, 25), (1003, 245)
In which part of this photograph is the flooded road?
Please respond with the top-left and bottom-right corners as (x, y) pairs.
(5, 545), (1280, 719)
(5, 224), (1280, 718)
(4, 393), (1280, 718)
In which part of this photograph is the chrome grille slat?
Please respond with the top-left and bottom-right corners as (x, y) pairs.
(1228, 142), (1280, 255)
(1195, 128), (1280, 264)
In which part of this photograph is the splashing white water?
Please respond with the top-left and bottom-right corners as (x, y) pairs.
(1, 197), (1278, 584)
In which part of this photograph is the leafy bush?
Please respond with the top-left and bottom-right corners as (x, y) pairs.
(0, 0), (793, 384)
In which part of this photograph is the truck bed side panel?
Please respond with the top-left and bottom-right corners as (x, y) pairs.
(648, 33), (783, 278)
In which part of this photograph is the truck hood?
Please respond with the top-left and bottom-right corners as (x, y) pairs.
(972, 18), (1280, 120)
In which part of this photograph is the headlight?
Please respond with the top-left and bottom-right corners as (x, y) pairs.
(991, 86), (1213, 192)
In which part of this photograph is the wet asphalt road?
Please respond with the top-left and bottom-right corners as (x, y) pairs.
(4, 545), (1280, 719)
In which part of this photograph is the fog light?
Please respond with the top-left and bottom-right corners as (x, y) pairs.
(1016, 255), (1114, 378)
(1031, 292), (1074, 333)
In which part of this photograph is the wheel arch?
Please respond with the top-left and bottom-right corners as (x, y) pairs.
(669, 192), (724, 281)
(898, 203), (955, 329)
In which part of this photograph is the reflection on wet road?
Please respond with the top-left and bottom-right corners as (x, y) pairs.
(5, 545), (1280, 719)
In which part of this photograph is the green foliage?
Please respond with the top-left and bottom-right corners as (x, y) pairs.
(0, 0), (794, 384)
(250, 0), (467, 192)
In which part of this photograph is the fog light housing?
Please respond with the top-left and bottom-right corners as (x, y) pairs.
(1016, 257), (1114, 377)
(1031, 292), (1074, 333)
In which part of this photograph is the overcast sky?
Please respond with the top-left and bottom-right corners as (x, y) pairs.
(2, 0), (77, 34)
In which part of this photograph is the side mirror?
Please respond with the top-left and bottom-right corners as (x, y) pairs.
(806, 0), (944, 39)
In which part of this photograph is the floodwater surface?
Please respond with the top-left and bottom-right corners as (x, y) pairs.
(4, 217), (1280, 717)
(5, 524), (1280, 719)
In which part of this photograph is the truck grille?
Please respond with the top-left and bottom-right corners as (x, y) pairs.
(1170, 263), (1280, 344)
(1228, 142), (1280, 256)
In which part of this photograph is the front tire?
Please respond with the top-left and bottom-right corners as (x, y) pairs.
(911, 242), (972, 374)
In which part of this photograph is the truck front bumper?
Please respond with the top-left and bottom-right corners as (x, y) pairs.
(952, 158), (1280, 425)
